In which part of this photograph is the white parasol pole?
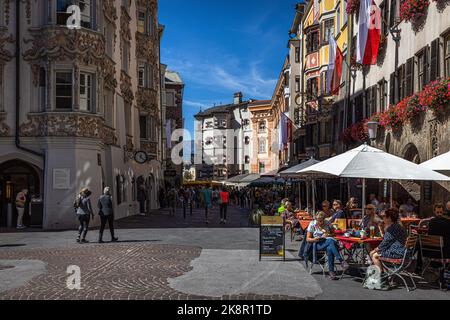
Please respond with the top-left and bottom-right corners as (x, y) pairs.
(362, 178), (366, 220)
(306, 180), (310, 212)
(312, 179), (316, 214)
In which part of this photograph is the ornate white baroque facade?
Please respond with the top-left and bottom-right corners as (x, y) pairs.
(0, 0), (164, 229)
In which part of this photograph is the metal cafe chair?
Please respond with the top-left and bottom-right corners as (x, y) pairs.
(379, 234), (419, 292)
(419, 234), (450, 289)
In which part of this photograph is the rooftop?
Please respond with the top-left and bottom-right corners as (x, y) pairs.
(194, 101), (249, 118)
(165, 70), (184, 84)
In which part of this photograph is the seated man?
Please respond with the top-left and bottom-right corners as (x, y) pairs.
(428, 210), (450, 259)
(418, 204), (445, 229)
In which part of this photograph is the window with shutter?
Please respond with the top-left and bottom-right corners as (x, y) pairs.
(430, 38), (440, 81)
(445, 34), (450, 77)
(423, 46), (429, 86)
(389, 72), (395, 104)
(406, 58), (414, 96)
(417, 49), (426, 91)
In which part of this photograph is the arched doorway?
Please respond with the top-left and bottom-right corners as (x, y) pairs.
(396, 143), (422, 204)
(0, 160), (42, 227)
(403, 143), (421, 164)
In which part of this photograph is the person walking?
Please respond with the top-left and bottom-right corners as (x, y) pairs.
(167, 187), (177, 216)
(202, 186), (213, 224)
(137, 184), (147, 216)
(219, 187), (230, 224)
(15, 189), (28, 229)
(98, 187), (118, 243)
(74, 187), (94, 243)
(179, 188), (188, 219)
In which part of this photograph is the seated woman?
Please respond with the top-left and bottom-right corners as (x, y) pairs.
(306, 212), (349, 280)
(283, 202), (299, 231)
(360, 204), (383, 237)
(369, 208), (407, 274)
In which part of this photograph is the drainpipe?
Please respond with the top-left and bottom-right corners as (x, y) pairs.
(15, 0), (45, 161)
(158, 25), (164, 188)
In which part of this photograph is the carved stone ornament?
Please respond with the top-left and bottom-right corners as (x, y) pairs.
(19, 113), (118, 146)
(23, 27), (106, 67)
(120, 71), (134, 102)
(0, 31), (14, 63)
(126, 134), (134, 151)
(136, 87), (158, 115)
(3, 0), (11, 25)
(103, 0), (118, 26)
(0, 112), (11, 137)
(135, 32), (158, 62)
(141, 140), (158, 155)
(120, 6), (132, 43)
(103, 56), (117, 90)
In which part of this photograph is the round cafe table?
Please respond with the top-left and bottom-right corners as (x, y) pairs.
(335, 236), (383, 267)
(400, 218), (421, 231)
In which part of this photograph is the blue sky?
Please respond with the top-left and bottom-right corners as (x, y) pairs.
(159, 0), (300, 136)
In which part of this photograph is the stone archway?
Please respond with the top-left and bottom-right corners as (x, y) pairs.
(403, 143), (421, 164)
(396, 143), (422, 202)
(0, 159), (42, 227)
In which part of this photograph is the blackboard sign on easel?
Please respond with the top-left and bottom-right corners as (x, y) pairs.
(259, 216), (285, 261)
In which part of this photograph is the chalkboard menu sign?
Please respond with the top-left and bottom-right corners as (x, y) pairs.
(259, 216), (285, 261)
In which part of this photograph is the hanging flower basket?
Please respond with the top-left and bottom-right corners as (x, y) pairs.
(400, 0), (430, 23)
(418, 77), (450, 116)
(340, 121), (368, 145)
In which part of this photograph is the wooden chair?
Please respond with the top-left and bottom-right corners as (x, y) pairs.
(419, 234), (450, 289)
(379, 234), (418, 292)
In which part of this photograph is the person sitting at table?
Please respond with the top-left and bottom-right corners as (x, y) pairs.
(346, 197), (361, 218)
(328, 200), (346, 224)
(369, 208), (407, 274)
(428, 208), (450, 259)
(360, 204), (382, 234)
(306, 212), (349, 280)
(418, 204), (445, 229)
(322, 200), (334, 218)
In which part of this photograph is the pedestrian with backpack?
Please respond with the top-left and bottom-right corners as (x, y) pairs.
(97, 187), (118, 243)
(74, 187), (94, 243)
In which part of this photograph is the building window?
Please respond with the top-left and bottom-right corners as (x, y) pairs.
(0, 0), (4, 27)
(138, 11), (146, 33)
(295, 46), (300, 63)
(79, 72), (93, 111)
(166, 92), (175, 106)
(56, 0), (74, 26)
(416, 48), (428, 91)
(39, 67), (47, 110)
(244, 136), (250, 145)
(138, 65), (145, 87)
(320, 72), (327, 95)
(378, 79), (387, 112)
(140, 115), (148, 139)
(397, 64), (406, 101)
(79, 0), (93, 29)
(322, 18), (334, 44)
(366, 86), (377, 118)
(55, 71), (73, 109)
(259, 139), (266, 154)
(259, 162), (265, 174)
(405, 58), (414, 97)
(306, 78), (318, 101)
(295, 76), (301, 92)
(259, 121), (266, 133)
(430, 38), (440, 82)
(306, 30), (319, 54)
(245, 156), (250, 164)
(122, 44), (130, 73)
(380, 1), (389, 36)
(445, 34), (450, 78)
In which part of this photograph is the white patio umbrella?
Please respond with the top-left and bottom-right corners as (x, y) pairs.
(296, 144), (450, 218)
(419, 151), (450, 175)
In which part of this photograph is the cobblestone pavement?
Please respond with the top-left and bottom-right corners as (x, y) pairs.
(0, 243), (299, 300)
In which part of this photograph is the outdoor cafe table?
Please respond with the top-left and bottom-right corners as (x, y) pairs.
(298, 217), (313, 230)
(334, 235), (383, 268)
(401, 218), (421, 231)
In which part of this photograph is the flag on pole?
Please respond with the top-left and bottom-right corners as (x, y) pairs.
(279, 113), (293, 150)
(356, 0), (381, 65)
(326, 34), (344, 95)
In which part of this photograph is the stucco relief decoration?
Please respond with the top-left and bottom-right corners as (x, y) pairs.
(3, 0), (11, 25)
(136, 32), (157, 62)
(141, 141), (158, 155)
(23, 28), (106, 67)
(102, 56), (117, 89)
(19, 113), (118, 145)
(103, 0), (118, 26)
(0, 32), (14, 62)
(126, 135), (134, 151)
(120, 71), (134, 102)
(0, 113), (10, 137)
(136, 87), (158, 115)
(120, 6), (132, 43)
(25, 0), (31, 24)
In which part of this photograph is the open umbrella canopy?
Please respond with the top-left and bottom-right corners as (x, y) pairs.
(249, 176), (286, 187)
(225, 173), (261, 185)
(419, 151), (450, 175)
(260, 169), (279, 177)
(296, 144), (450, 181)
(279, 158), (321, 178)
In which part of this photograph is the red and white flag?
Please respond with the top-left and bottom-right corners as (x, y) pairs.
(357, 0), (381, 65)
(326, 34), (343, 95)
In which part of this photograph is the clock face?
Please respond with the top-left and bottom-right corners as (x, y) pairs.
(134, 151), (148, 164)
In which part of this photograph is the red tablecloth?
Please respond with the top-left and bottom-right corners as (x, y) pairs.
(335, 236), (383, 250)
(299, 219), (313, 230)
